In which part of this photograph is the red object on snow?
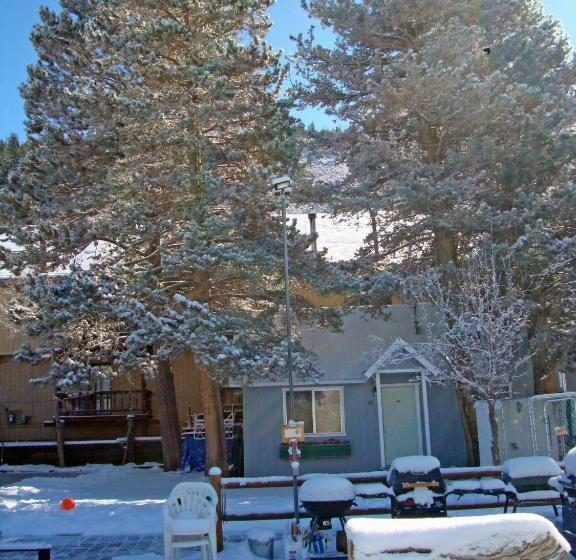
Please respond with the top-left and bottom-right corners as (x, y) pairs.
(60, 497), (76, 510)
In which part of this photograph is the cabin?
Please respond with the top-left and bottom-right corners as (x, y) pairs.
(0, 213), (570, 472)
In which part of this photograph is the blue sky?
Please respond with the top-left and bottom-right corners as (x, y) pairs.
(1, 0), (574, 139)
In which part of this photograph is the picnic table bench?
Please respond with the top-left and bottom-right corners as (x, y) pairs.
(445, 478), (512, 512)
(0, 540), (51, 560)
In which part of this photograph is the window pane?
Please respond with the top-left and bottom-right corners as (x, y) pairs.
(315, 390), (342, 434)
(288, 391), (313, 434)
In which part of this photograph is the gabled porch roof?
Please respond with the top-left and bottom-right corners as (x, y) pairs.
(364, 337), (443, 378)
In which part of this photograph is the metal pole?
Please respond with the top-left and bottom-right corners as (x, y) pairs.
(281, 196), (300, 525)
(282, 198), (295, 420)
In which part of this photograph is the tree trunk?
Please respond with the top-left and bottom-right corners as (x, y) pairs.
(156, 359), (182, 471)
(53, 389), (66, 468)
(369, 209), (380, 259)
(434, 228), (458, 267)
(487, 400), (501, 466)
(533, 350), (561, 395)
(200, 366), (229, 476)
(456, 387), (479, 466)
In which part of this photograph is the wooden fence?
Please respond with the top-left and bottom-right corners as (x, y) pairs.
(209, 466), (561, 527)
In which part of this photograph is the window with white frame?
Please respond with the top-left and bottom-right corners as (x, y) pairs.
(283, 387), (345, 435)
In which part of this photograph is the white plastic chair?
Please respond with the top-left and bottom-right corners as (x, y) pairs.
(163, 482), (219, 560)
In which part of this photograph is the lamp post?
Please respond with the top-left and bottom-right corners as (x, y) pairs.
(272, 175), (300, 527)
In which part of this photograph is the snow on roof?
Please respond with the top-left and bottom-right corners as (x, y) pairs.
(502, 456), (562, 479)
(345, 514), (569, 557)
(299, 476), (356, 502)
(290, 212), (371, 261)
(390, 455), (441, 474)
(364, 337), (443, 378)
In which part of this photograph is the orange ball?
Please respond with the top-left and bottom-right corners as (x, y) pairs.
(60, 497), (76, 511)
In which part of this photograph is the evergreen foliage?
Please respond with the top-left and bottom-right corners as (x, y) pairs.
(295, 0), (576, 382)
(6, 0), (341, 389)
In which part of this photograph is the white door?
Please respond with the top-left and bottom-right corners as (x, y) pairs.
(381, 385), (422, 464)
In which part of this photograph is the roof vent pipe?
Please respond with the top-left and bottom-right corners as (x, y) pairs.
(308, 213), (318, 254)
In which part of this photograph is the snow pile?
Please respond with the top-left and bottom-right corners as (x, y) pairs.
(390, 456), (440, 474)
(299, 476), (356, 502)
(0, 464), (203, 536)
(345, 514), (569, 558)
(247, 528), (276, 543)
(502, 456), (562, 479)
(564, 447), (576, 477)
(354, 483), (394, 497)
(548, 476), (563, 492)
(480, 479), (507, 491)
(396, 487), (436, 506)
(447, 479), (507, 493)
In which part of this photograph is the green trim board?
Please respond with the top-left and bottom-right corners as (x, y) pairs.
(279, 442), (351, 459)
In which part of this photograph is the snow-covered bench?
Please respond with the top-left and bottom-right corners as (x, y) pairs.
(345, 514), (569, 559)
(0, 541), (51, 560)
(502, 456), (562, 515)
(445, 478), (512, 511)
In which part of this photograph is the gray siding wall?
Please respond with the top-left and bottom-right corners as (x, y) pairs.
(243, 377), (468, 476)
(243, 383), (381, 477)
(426, 383), (468, 467)
(300, 306), (429, 381)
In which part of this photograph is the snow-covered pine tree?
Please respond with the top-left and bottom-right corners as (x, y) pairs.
(0, 135), (23, 186)
(387, 243), (532, 465)
(8, 0), (340, 471)
(294, 0), (576, 390)
(0, 134), (25, 268)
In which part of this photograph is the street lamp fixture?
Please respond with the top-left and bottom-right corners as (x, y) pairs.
(272, 175), (293, 196)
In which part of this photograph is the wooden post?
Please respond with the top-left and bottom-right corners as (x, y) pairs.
(123, 414), (136, 464)
(53, 389), (66, 467)
(209, 466), (224, 552)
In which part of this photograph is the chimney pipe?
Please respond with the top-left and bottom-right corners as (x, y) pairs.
(308, 213), (318, 254)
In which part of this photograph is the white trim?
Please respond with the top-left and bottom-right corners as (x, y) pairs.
(375, 373), (386, 468)
(364, 337), (443, 378)
(281, 386), (346, 437)
(421, 372), (432, 455)
(227, 378), (365, 388)
(380, 368), (425, 374)
(378, 382), (424, 466)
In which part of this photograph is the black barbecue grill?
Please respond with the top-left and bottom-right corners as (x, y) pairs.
(387, 456), (447, 518)
(301, 498), (355, 533)
(556, 475), (576, 536)
(300, 477), (356, 537)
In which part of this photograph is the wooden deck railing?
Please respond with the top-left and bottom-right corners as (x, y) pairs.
(58, 390), (151, 418)
(209, 466), (561, 522)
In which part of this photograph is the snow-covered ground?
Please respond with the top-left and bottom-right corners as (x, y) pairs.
(0, 463), (570, 559)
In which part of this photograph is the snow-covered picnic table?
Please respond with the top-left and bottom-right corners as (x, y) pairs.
(502, 456), (562, 514)
(345, 514), (570, 559)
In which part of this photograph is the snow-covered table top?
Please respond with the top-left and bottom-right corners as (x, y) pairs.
(345, 514), (569, 558)
(502, 456), (562, 479)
